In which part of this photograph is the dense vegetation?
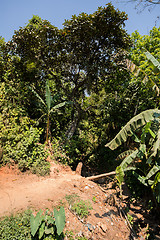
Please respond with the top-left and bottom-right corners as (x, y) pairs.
(0, 2), (160, 217)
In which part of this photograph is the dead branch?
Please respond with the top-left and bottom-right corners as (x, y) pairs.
(86, 171), (116, 181)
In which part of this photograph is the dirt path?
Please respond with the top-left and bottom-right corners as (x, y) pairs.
(0, 163), (130, 239)
(0, 163), (82, 216)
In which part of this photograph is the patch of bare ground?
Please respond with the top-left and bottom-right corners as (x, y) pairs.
(1, 162), (159, 239)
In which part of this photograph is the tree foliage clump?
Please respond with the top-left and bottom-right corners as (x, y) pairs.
(0, 3), (133, 173)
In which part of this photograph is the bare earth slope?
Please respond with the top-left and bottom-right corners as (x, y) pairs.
(0, 163), (130, 239)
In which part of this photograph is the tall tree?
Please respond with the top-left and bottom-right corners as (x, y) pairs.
(7, 4), (131, 139)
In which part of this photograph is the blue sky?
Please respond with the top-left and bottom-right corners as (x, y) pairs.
(1, 0), (159, 41)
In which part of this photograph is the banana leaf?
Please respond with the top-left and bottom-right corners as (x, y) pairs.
(45, 80), (52, 111)
(116, 150), (135, 160)
(29, 86), (46, 107)
(145, 165), (160, 180)
(151, 172), (160, 190)
(120, 149), (139, 170)
(105, 109), (160, 150)
(145, 51), (160, 71)
(132, 171), (148, 187)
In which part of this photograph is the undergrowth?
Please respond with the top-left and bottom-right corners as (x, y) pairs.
(0, 208), (66, 240)
(0, 106), (50, 176)
(65, 194), (92, 219)
(0, 210), (32, 240)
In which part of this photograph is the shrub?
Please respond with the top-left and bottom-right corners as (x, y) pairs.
(65, 194), (92, 219)
(0, 105), (50, 175)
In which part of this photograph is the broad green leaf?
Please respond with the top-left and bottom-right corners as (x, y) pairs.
(151, 172), (160, 190)
(150, 129), (160, 159)
(116, 166), (124, 186)
(120, 149), (139, 170)
(29, 86), (46, 107)
(147, 128), (160, 164)
(139, 144), (146, 156)
(124, 166), (137, 171)
(148, 128), (156, 139)
(141, 121), (152, 143)
(145, 165), (160, 180)
(137, 143), (147, 160)
(132, 171), (148, 186)
(51, 102), (66, 112)
(45, 80), (52, 111)
(105, 109), (160, 150)
(39, 222), (45, 239)
(54, 207), (65, 236)
(117, 150), (135, 160)
(30, 210), (43, 237)
(145, 51), (160, 71)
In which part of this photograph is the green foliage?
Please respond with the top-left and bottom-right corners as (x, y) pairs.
(116, 166), (124, 196)
(92, 196), (97, 203)
(127, 213), (134, 226)
(0, 210), (32, 240)
(51, 138), (73, 165)
(54, 207), (65, 236)
(66, 194), (92, 219)
(0, 208), (65, 240)
(76, 237), (88, 240)
(0, 100), (50, 175)
(145, 50), (160, 72)
(65, 231), (88, 240)
(71, 200), (92, 219)
(130, 27), (160, 100)
(105, 109), (160, 150)
(106, 109), (160, 207)
(0, 3), (132, 175)
(6, 4), (131, 150)
(65, 194), (80, 206)
(30, 208), (65, 239)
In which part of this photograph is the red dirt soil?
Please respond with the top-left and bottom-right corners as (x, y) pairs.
(0, 162), (131, 239)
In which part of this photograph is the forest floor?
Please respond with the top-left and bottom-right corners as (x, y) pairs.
(0, 161), (160, 240)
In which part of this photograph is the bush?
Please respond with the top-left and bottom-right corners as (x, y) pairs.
(0, 105), (50, 175)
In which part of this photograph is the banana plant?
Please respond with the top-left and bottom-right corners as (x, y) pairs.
(106, 109), (160, 204)
(106, 51), (160, 205)
(30, 80), (66, 143)
(105, 109), (160, 150)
